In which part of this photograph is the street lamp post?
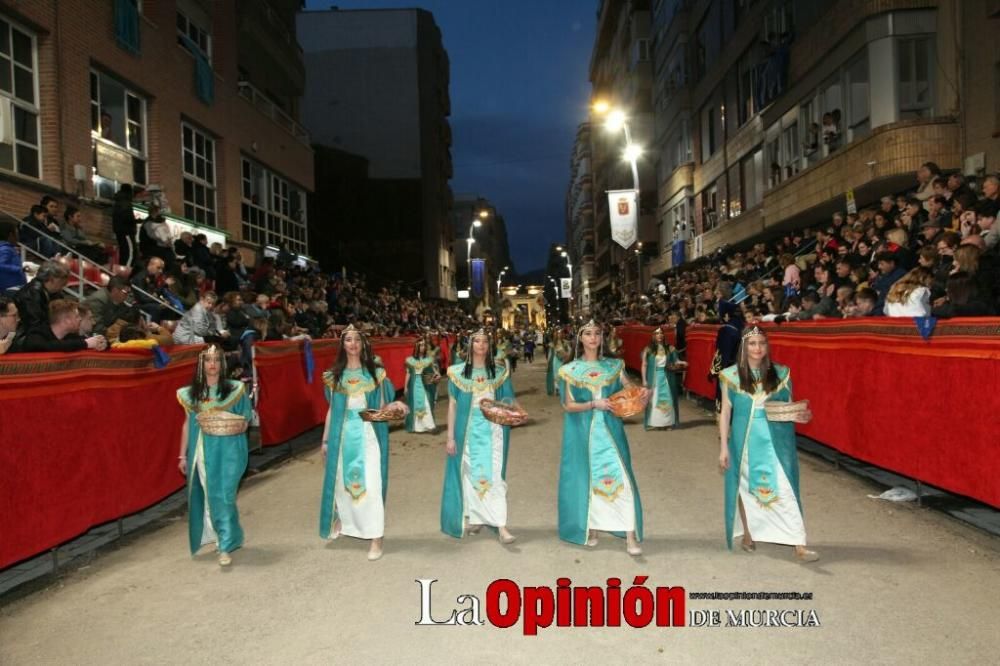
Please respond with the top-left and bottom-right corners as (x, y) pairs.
(560, 250), (573, 318)
(634, 241), (642, 291)
(465, 210), (488, 295)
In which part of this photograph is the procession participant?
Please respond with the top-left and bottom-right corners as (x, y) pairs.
(641, 326), (682, 429)
(176, 345), (253, 567)
(423, 332), (444, 405)
(319, 325), (408, 561)
(557, 320), (648, 555)
(709, 299), (743, 414)
(404, 337), (437, 433)
(441, 329), (517, 544)
(545, 328), (570, 396)
(718, 325), (818, 563)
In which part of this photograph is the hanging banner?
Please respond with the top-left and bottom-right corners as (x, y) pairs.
(607, 189), (638, 248)
(471, 258), (485, 297)
(560, 278), (572, 298)
(672, 239), (686, 267)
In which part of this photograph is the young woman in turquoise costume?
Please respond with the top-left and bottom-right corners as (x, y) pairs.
(640, 326), (682, 430)
(545, 328), (569, 396)
(404, 337), (438, 433)
(177, 345), (254, 567)
(718, 325), (818, 563)
(441, 328), (517, 544)
(557, 320), (649, 556)
(320, 325), (408, 561)
(423, 332), (444, 406)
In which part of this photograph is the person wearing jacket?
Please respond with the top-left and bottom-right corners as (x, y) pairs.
(0, 220), (26, 293)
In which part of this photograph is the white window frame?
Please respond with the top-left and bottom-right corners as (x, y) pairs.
(241, 156), (308, 255)
(177, 9), (212, 63)
(181, 121), (217, 227)
(897, 35), (934, 119)
(89, 69), (148, 188)
(0, 15), (41, 179)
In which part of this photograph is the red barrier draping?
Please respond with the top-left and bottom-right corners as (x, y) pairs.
(620, 318), (1000, 508)
(253, 338), (416, 446)
(0, 348), (200, 569)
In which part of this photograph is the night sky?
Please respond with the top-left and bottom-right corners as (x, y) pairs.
(302, 0), (597, 275)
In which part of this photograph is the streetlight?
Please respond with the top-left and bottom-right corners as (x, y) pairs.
(496, 265), (509, 297)
(592, 100), (641, 195)
(466, 211), (488, 295)
(561, 250), (574, 318)
(634, 241), (643, 290)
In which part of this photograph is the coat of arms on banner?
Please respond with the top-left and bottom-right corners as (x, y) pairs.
(607, 189), (638, 249)
(617, 197), (630, 216)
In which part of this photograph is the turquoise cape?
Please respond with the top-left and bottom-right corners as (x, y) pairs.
(177, 380), (253, 555)
(404, 355), (436, 432)
(643, 345), (681, 429)
(318, 367), (396, 539)
(557, 358), (644, 545)
(440, 360), (514, 538)
(720, 364), (802, 549)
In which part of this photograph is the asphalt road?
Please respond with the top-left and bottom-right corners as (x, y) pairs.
(2, 359), (998, 663)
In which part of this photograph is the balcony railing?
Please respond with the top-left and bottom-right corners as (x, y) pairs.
(237, 81), (310, 146)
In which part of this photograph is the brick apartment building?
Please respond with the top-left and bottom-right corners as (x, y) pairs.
(0, 0), (313, 263)
(573, 0), (1000, 297)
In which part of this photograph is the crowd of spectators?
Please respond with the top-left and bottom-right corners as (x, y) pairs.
(591, 163), (1000, 327)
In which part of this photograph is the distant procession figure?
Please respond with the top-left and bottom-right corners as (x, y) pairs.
(319, 324), (407, 561)
(641, 326), (682, 430)
(441, 328), (517, 544)
(557, 319), (649, 556)
(404, 337), (438, 433)
(424, 333), (444, 405)
(718, 325), (819, 563)
(546, 328), (570, 396)
(176, 345), (253, 567)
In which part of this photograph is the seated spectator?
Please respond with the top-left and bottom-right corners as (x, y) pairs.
(60, 206), (108, 265)
(224, 291), (250, 339)
(20, 204), (60, 258)
(871, 252), (906, 314)
(0, 295), (18, 354)
(913, 161), (940, 203)
(84, 276), (139, 336)
(190, 233), (214, 278)
(974, 199), (999, 254)
(173, 291), (227, 345)
(243, 292), (270, 319)
(138, 205), (176, 268)
(885, 267), (932, 317)
(982, 174), (1000, 202)
(0, 219), (26, 293)
(917, 218), (942, 250)
(130, 256), (166, 321)
(215, 252), (241, 295)
(846, 287), (879, 317)
(835, 284), (855, 315)
(13, 261), (68, 334)
(12, 299), (107, 353)
(173, 231), (195, 268)
(926, 195), (952, 231)
(947, 172), (973, 200)
(932, 271), (993, 317)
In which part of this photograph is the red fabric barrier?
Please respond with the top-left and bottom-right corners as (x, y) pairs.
(621, 318), (1000, 508)
(0, 348), (201, 569)
(253, 338), (416, 446)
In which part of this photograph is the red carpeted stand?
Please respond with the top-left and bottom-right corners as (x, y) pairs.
(619, 319), (1000, 509)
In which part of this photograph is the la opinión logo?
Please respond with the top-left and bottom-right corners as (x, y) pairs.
(415, 577), (686, 635)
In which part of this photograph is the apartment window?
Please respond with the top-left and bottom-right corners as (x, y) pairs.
(897, 36), (933, 119)
(631, 38), (650, 69)
(742, 151), (761, 211)
(702, 184), (719, 232)
(845, 50), (870, 140)
(0, 17), (39, 178)
(675, 117), (692, 167)
(737, 52), (757, 126)
(182, 122), (216, 226)
(763, 0), (794, 40)
(90, 70), (147, 192)
(177, 9), (211, 62)
(701, 104), (718, 162)
(241, 157), (308, 255)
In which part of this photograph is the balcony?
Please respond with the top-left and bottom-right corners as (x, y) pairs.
(237, 81), (310, 146)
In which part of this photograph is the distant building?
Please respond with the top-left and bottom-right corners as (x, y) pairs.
(582, 0), (1000, 287)
(0, 0), (314, 261)
(297, 7), (455, 299)
(451, 194), (513, 307)
(565, 122), (595, 314)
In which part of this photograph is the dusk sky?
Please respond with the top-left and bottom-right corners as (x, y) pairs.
(303, 0), (598, 274)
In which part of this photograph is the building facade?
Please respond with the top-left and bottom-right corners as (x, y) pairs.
(587, 0), (656, 299)
(451, 193), (513, 307)
(581, 0), (1000, 281)
(0, 0), (314, 261)
(297, 7), (455, 300)
(565, 122), (595, 314)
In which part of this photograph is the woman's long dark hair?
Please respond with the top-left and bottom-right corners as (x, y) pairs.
(736, 329), (779, 394)
(573, 325), (604, 360)
(412, 338), (427, 359)
(462, 332), (497, 379)
(329, 332), (379, 386)
(189, 349), (234, 409)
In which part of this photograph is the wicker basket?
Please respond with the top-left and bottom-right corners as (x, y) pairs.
(196, 410), (247, 436)
(479, 398), (529, 427)
(667, 360), (689, 372)
(360, 404), (407, 422)
(607, 386), (647, 419)
(764, 399), (812, 423)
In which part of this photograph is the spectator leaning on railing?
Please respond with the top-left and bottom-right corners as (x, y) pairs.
(84, 276), (139, 337)
(11, 299), (107, 353)
(13, 261), (68, 334)
(0, 219), (26, 293)
(0, 295), (18, 354)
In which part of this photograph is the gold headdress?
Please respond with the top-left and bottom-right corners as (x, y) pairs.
(741, 324), (765, 340)
(199, 343), (222, 358)
(578, 319), (601, 334)
(197, 344), (225, 382)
